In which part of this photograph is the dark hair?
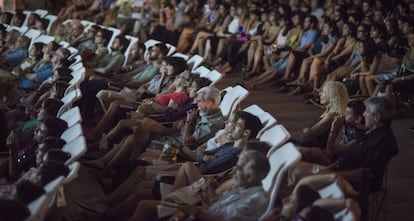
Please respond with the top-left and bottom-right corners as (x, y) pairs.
(41, 136), (66, 151)
(13, 12), (26, 26)
(164, 56), (188, 76)
(99, 28), (112, 46)
(245, 140), (271, 155)
(42, 117), (68, 137)
(303, 206), (334, 221)
(44, 149), (71, 164)
(50, 41), (61, 52)
(0, 199), (30, 221)
(360, 38), (377, 65)
(280, 15), (293, 36)
(155, 43), (170, 57)
(31, 42), (44, 60)
(53, 81), (70, 99)
(191, 76), (211, 89)
(307, 15), (318, 29)
(296, 185), (321, 212)
(347, 99), (365, 118)
(15, 180), (45, 205)
(39, 161), (69, 187)
(115, 35), (130, 53)
(344, 22), (357, 37)
(237, 111), (263, 139)
(1, 12), (13, 24)
(42, 98), (64, 117)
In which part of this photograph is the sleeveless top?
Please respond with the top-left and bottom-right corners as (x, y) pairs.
(276, 30), (288, 46)
(227, 17), (240, 34)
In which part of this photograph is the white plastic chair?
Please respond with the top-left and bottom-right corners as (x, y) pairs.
(165, 43), (176, 56)
(64, 161), (81, 184)
(60, 123), (83, 143)
(259, 124), (291, 156)
(59, 106), (81, 121)
(69, 61), (84, 71)
(58, 41), (70, 48)
(144, 39), (162, 52)
(43, 176), (65, 208)
(256, 112), (278, 137)
(26, 195), (49, 221)
(187, 54), (203, 72)
(32, 35), (55, 44)
(171, 52), (189, 61)
(192, 66), (210, 76)
(62, 135), (87, 164)
(24, 29), (42, 48)
(22, 10), (33, 27)
(34, 9), (48, 17)
(106, 26), (121, 53)
(219, 85), (249, 118)
(44, 15), (57, 34)
(67, 47), (79, 59)
(57, 88), (82, 116)
(60, 106), (82, 128)
(318, 182), (345, 199)
(70, 55), (82, 66)
(259, 142), (302, 221)
(243, 104), (266, 116)
(203, 70), (222, 85)
(6, 25), (28, 34)
(123, 35), (139, 65)
(80, 20), (96, 30)
(335, 208), (357, 221)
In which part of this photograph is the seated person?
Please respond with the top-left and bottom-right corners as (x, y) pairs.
(291, 97), (398, 193)
(299, 99), (366, 166)
(0, 35), (29, 71)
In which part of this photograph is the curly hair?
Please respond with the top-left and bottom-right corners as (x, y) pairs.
(322, 81), (349, 115)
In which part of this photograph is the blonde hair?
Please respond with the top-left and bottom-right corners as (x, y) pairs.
(322, 81), (349, 115)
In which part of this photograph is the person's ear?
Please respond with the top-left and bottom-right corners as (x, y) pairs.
(244, 129), (251, 138)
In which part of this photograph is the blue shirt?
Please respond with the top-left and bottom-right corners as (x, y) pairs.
(196, 142), (241, 175)
(17, 63), (53, 88)
(6, 49), (28, 67)
(299, 30), (319, 49)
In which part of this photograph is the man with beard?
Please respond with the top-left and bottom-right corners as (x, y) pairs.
(89, 35), (128, 78)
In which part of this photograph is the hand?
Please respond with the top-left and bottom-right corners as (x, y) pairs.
(331, 115), (345, 132)
(350, 72), (359, 80)
(392, 77), (402, 83)
(186, 108), (199, 123)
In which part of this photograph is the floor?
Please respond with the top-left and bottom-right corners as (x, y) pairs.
(56, 70), (414, 221)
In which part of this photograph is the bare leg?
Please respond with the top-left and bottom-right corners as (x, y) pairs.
(172, 162), (202, 191)
(106, 188), (154, 220)
(203, 39), (212, 61)
(250, 44), (264, 75)
(283, 52), (296, 80)
(130, 200), (160, 221)
(176, 28), (195, 52)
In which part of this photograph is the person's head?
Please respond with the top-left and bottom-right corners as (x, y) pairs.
(169, 57), (189, 76)
(29, 42), (44, 61)
(27, 13), (40, 27)
(51, 67), (72, 83)
(297, 206), (334, 221)
(1, 12), (13, 24)
(0, 199), (30, 221)
(34, 117), (68, 143)
(187, 76), (211, 99)
(363, 97), (394, 128)
(43, 41), (60, 56)
(244, 141), (271, 156)
(34, 18), (48, 31)
(195, 86), (221, 115)
(234, 150), (270, 189)
(111, 35), (129, 53)
(321, 19), (338, 38)
(282, 185), (321, 218)
(43, 149), (71, 165)
(231, 111), (262, 141)
(51, 47), (71, 65)
(37, 98), (64, 121)
(342, 22), (356, 38)
(292, 12), (304, 27)
(15, 35), (29, 49)
(39, 161), (69, 187)
(36, 136), (66, 165)
(357, 38), (377, 64)
(345, 99), (365, 127)
(11, 12), (25, 27)
(304, 15), (318, 31)
(148, 43), (169, 61)
(70, 20), (84, 36)
(94, 29), (106, 45)
(87, 25), (100, 40)
(356, 24), (369, 40)
(224, 111), (240, 133)
(14, 180), (45, 205)
(319, 81), (349, 115)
